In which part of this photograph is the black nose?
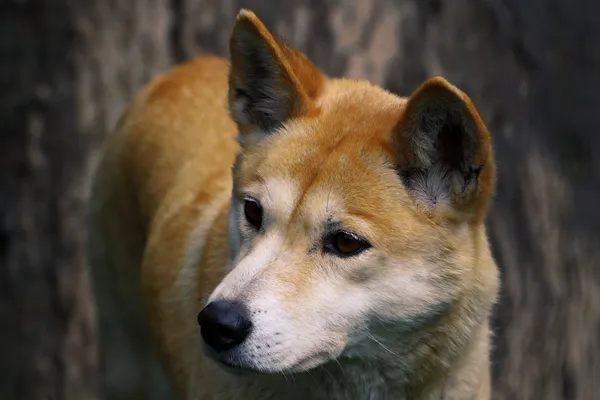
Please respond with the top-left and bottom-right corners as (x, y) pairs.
(197, 300), (253, 352)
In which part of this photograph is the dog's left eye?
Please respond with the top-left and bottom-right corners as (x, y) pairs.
(244, 198), (263, 230)
(324, 231), (371, 257)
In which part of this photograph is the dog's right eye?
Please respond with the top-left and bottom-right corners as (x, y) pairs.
(244, 199), (263, 230)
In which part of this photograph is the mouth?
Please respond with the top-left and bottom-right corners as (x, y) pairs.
(213, 358), (263, 376)
(202, 342), (335, 376)
(288, 351), (334, 372)
(202, 343), (265, 376)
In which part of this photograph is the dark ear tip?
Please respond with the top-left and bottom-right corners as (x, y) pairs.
(235, 9), (258, 23)
(232, 9), (265, 37)
(230, 9), (274, 53)
(424, 76), (453, 86)
(415, 76), (465, 101)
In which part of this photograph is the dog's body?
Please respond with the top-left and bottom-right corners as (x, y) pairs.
(87, 10), (499, 400)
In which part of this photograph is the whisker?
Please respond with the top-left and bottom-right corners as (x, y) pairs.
(333, 357), (346, 378)
(365, 331), (400, 358)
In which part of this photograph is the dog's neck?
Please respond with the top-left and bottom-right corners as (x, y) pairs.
(213, 321), (491, 400)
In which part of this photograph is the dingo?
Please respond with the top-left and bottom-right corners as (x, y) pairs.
(87, 9), (499, 400)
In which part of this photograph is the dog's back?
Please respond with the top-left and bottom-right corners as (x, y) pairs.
(87, 56), (238, 399)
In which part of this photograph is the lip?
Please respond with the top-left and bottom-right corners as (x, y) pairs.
(202, 344), (263, 375)
(288, 351), (333, 372)
(214, 357), (271, 377)
(213, 358), (253, 374)
(201, 342), (337, 375)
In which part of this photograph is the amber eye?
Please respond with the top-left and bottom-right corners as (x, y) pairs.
(244, 199), (263, 230)
(324, 231), (370, 257)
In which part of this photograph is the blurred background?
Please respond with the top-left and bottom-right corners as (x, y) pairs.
(1, 0), (600, 399)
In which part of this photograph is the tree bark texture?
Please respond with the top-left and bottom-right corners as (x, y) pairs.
(1, 0), (599, 399)
(0, 0), (170, 399)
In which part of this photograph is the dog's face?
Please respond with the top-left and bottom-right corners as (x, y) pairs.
(199, 10), (497, 374)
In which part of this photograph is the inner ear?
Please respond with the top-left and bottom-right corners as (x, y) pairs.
(394, 77), (494, 221)
(438, 120), (469, 172)
(426, 106), (479, 177)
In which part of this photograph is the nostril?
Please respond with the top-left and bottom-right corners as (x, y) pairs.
(197, 300), (253, 352)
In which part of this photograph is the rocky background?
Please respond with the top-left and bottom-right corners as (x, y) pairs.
(1, 0), (599, 399)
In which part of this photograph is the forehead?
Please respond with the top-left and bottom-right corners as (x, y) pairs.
(244, 80), (405, 179)
(236, 81), (419, 231)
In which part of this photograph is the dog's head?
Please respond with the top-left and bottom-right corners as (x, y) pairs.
(198, 10), (498, 374)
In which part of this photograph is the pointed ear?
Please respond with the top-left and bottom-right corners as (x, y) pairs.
(228, 10), (325, 146)
(393, 77), (495, 223)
